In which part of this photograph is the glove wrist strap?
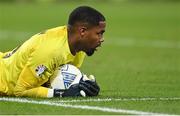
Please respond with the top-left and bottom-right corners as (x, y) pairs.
(53, 89), (65, 97)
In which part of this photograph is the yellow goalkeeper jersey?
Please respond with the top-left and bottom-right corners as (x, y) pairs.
(0, 26), (86, 98)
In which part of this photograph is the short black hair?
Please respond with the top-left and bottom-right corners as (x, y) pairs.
(68, 6), (105, 26)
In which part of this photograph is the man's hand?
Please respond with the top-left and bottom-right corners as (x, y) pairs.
(79, 76), (100, 96)
(53, 74), (100, 97)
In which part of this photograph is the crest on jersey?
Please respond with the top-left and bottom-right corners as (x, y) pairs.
(61, 72), (76, 89)
(35, 65), (47, 77)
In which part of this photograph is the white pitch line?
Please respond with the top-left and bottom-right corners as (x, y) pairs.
(0, 97), (169, 115)
(53, 97), (180, 103)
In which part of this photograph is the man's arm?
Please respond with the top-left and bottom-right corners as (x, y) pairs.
(14, 65), (52, 98)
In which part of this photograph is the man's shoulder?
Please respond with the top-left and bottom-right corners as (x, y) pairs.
(46, 25), (67, 34)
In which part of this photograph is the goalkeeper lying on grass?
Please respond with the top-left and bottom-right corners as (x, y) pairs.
(0, 6), (106, 98)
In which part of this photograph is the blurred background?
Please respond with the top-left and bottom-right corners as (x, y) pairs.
(0, 0), (180, 97)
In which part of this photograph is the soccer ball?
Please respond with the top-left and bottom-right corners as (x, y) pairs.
(50, 64), (83, 90)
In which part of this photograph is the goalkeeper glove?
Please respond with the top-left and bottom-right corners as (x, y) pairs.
(53, 84), (85, 97)
(79, 75), (100, 96)
(53, 74), (100, 97)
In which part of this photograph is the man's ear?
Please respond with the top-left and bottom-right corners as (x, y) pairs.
(79, 26), (87, 36)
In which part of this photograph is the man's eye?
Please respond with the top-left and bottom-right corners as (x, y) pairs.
(97, 30), (105, 35)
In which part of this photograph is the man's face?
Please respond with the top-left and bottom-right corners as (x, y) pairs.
(80, 21), (106, 56)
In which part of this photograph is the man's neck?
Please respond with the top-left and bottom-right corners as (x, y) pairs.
(67, 26), (79, 56)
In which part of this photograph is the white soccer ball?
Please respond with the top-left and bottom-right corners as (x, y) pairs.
(50, 64), (83, 90)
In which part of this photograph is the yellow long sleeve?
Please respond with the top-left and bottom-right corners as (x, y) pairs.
(14, 65), (49, 98)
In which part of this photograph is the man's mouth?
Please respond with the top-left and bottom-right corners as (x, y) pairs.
(95, 44), (101, 51)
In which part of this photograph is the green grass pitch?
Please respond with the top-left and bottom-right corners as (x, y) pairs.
(0, 1), (180, 115)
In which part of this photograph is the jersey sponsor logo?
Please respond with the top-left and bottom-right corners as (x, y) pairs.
(3, 45), (21, 58)
(3, 52), (13, 58)
(61, 72), (76, 89)
(35, 65), (47, 77)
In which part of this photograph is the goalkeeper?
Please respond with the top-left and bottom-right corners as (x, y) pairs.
(0, 6), (106, 98)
